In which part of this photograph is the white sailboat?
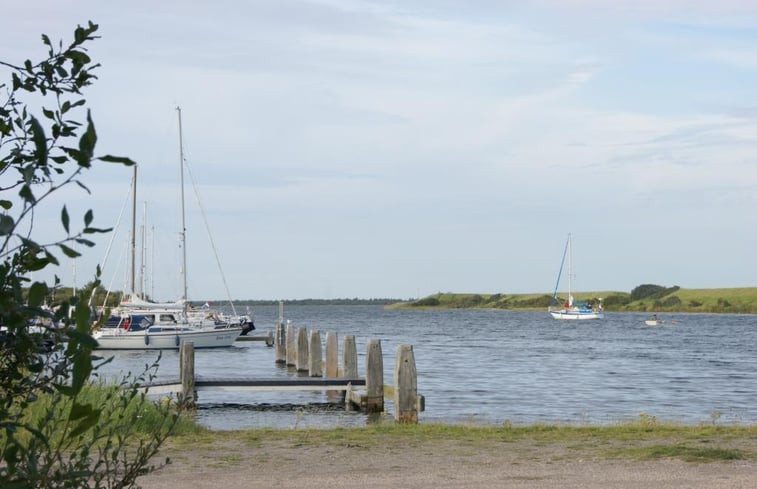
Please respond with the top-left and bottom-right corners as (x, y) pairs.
(548, 233), (604, 320)
(93, 108), (243, 349)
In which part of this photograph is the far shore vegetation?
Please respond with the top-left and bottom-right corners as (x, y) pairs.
(32, 283), (757, 314)
(391, 284), (757, 314)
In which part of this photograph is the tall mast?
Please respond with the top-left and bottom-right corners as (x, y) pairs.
(130, 164), (137, 299)
(177, 106), (188, 309)
(139, 202), (147, 299)
(567, 233), (573, 306)
(150, 225), (155, 301)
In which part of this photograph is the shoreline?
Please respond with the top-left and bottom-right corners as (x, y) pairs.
(388, 287), (757, 314)
(139, 424), (757, 489)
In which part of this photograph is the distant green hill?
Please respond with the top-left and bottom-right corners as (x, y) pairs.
(391, 286), (757, 314)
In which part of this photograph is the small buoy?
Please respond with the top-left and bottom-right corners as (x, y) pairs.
(144, 335), (150, 346)
(175, 335), (180, 346)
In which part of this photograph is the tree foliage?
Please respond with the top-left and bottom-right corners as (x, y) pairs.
(1, 21), (181, 488)
(629, 284), (680, 302)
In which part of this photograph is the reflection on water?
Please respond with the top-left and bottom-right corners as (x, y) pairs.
(96, 305), (757, 429)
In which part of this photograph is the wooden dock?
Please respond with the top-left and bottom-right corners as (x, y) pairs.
(146, 323), (424, 423)
(143, 376), (365, 395)
(235, 330), (274, 346)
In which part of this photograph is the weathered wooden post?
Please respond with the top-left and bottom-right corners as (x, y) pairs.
(274, 322), (286, 364)
(179, 341), (195, 407)
(325, 331), (338, 378)
(308, 329), (323, 377)
(393, 344), (418, 423)
(364, 338), (384, 412)
(342, 335), (357, 378)
(285, 322), (296, 367)
(295, 327), (309, 372)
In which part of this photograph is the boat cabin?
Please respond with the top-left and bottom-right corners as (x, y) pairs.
(141, 313), (180, 325)
(102, 315), (153, 332)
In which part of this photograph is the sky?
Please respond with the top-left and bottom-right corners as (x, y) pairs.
(2, 1), (757, 301)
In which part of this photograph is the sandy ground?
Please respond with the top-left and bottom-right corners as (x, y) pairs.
(138, 437), (757, 489)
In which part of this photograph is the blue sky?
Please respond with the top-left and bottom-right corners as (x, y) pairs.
(2, 1), (757, 301)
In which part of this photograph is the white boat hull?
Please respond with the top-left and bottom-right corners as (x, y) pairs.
(93, 327), (242, 350)
(549, 310), (604, 320)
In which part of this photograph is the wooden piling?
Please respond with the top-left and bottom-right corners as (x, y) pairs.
(393, 344), (418, 423)
(274, 322), (286, 363)
(285, 322), (296, 367)
(308, 329), (323, 377)
(325, 331), (338, 378)
(295, 327), (309, 372)
(179, 341), (195, 406)
(364, 338), (384, 412)
(342, 335), (358, 378)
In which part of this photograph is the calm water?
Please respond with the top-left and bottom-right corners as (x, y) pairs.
(95, 305), (757, 430)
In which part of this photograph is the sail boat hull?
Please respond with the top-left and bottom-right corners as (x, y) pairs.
(94, 325), (242, 349)
(549, 309), (604, 320)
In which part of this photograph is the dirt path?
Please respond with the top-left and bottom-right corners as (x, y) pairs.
(139, 437), (757, 489)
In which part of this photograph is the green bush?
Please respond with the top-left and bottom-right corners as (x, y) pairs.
(456, 294), (484, 308)
(630, 284), (680, 301)
(603, 294), (630, 307)
(661, 295), (682, 307)
(631, 284), (665, 301)
(0, 23), (183, 489)
(413, 297), (440, 307)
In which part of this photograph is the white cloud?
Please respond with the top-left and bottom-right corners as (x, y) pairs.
(4, 0), (757, 298)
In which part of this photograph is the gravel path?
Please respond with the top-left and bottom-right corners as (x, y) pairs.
(139, 437), (757, 489)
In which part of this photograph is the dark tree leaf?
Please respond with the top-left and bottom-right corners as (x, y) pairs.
(0, 214), (13, 235)
(61, 205), (70, 233)
(19, 184), (35, 203)
(28, 116), (48, 167)
(58, 244), (81, 258)
(98, 155), (136, 166)
(83, 226), (111, 234)
(76, 110), (97, 167)
(27, 282), (48, 307)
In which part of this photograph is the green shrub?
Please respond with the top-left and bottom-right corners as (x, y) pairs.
(661, 296), (682, 307)
(631, 284), (666, 301)
(603, 294), (630, 306)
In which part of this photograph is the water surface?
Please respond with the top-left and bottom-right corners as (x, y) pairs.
(96, 306), (757, 429)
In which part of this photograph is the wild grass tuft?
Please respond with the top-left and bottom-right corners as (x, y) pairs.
(606, 444), (747, 462)
(3, 380), (202, 448)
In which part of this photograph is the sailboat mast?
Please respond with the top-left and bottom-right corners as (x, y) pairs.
(139, 202), (147, 299)
(567, 233), (573, 306)
(177, 106), (189, 309)
(130, 165), (137, 299)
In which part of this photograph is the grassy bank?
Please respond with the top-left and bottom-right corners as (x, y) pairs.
(391, 287), (757, 313)
(169, 420), (757, 463)
(2, 381), (201, 448)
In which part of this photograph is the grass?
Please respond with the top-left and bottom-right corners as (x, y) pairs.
(166, 420), (757, 463)
(607, 444), (747, 462)
(2, 380), (201, 448)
